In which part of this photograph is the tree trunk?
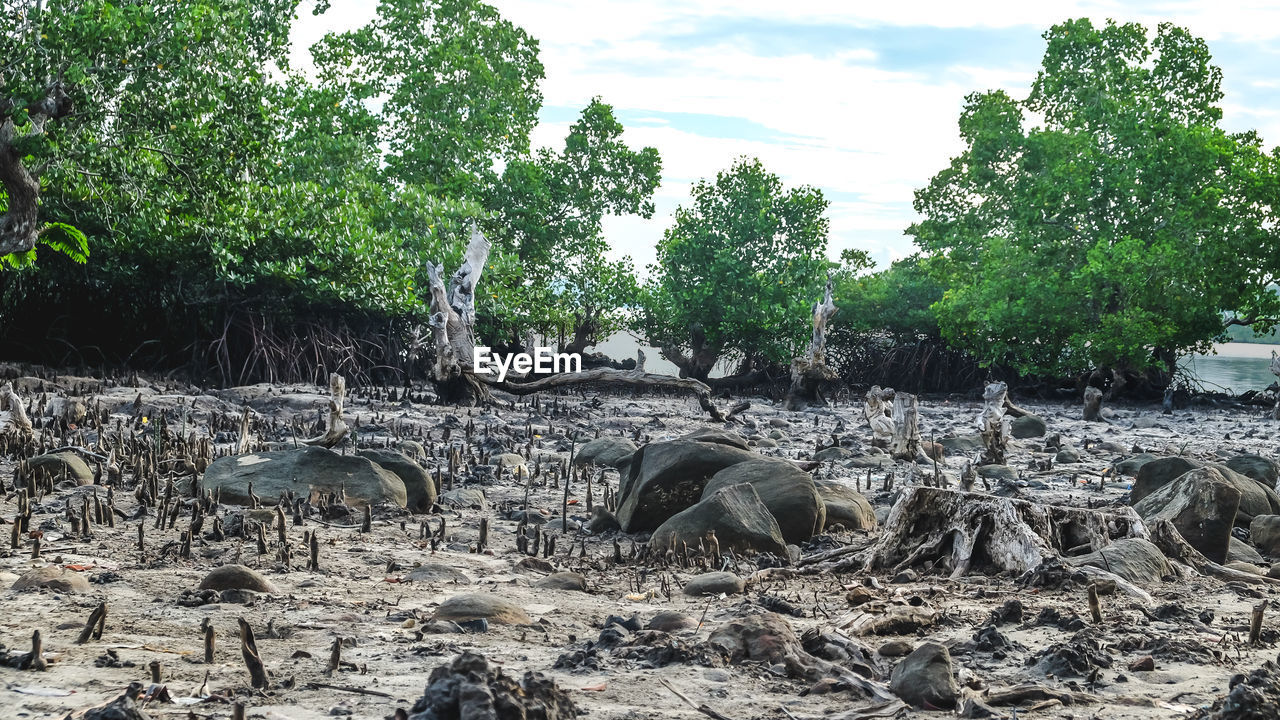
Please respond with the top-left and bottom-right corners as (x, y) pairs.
(785, 274), (839, 411)
(863, 386), (894, 448)
(660, 325), (720, 381)
(1, 83), (74, 258)
(300, 373), (349, 448)
(0, 381), (32, 433)
(890, 392), (920, 460)
(849, 487), (1146, 578)
(978, 382), (1008, 466)
(426, 225), (492, 406)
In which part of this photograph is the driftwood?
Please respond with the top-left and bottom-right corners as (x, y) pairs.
(784, 274), (839, 411)
(977, 381), (1008, 465)
(889, 392), (920, 460)
(1148, 518), (1280, 587)
(0, 381), (32, 433)
(300, 373), (348, 448)
(863, 386), (894, 448)
(825, 487), (1147, 577)
(1083, 386), (1103, 422)
(482, 368), (734, 422)
(1271, 351), (1280, 420)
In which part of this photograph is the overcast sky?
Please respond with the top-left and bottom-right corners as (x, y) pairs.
(292, 1), (1280, 275)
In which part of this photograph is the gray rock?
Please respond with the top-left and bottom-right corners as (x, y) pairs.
(889, 641), (959, 709)
(813, 478), (876, 531)
(357, 449), (436, 512)
(534, 572), (588, 592)
(648, 610), (697, 632)
(585, 506), (621, 534)
(439, 487), (487, 510)
(12, 565), (91, 593)
(1133, 456), (1280, 523)
(405, 563), (472, 585)
(938, 434), (983, 453)
(1225, 454), (1280, 488)
(204, 446), (407, 507)
(678, 427), (750, 450)
(1010, 414), (1047, 439)
(1067, 538), (1172, 584)
(976, 465), (1017, 482)
(1230, 536), (1266, 565)
(1055, 447), (1082, 464)
(1250, 515), (1280, 555)
(682, 571), (745, 597)
(1114, 453), (1159, 476)
(198, 564), (278, 593)
(27, 451), (93, 489)
(1133, 468), (1241, 564)
(814, 446), (853, 462)
(702, 459), (825, 544)
(433, 594), (531, 625)
(615, 440), (758, 532)
(574, 436), (637, 468)
(651, 483), (788, 558)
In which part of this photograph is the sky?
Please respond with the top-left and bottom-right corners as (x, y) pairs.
(291, 1), (1280, 275)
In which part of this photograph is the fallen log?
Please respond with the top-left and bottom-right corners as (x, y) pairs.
(481, 368), (735, 422)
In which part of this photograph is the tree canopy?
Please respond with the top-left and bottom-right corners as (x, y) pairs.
(910, 18), (1280, 377)
(638, 156), (831, 380)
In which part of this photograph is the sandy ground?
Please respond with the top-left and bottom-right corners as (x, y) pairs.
(2, 369), (1279, 720)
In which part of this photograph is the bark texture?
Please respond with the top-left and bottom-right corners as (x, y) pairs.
(784, 275), (839, 411)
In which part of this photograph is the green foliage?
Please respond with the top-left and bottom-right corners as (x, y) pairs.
(638, 157), (830, 378)
(910, 19), (1280, 376)
(310, 0), (545, 194)
(481, 97), (660, 348)
(832, 255), (942, 342)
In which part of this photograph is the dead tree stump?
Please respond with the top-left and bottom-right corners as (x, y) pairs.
(785, 274), (839, 411)
(301, 373), (349, 448)
(0, 381), (32, 433)
(890, 392), (920, 461)
(864, 386), (894, 448)
(858, 487), (1146, 578)
(978, 382), (1009, 466)
(1083, 386), (1103, 422)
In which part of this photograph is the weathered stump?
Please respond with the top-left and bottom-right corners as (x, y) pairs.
(864, 386), (894, 448)
(890, 392), (920, 461)
(978, 382), (1008, 466)
(859, 487), (1146, 578)
(785, 274), (839, 411)
(300, 373), (348, 449)
(1083, 386), (1103, 422)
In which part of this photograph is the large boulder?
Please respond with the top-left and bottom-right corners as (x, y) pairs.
(1229, 537), (1266, 566)
(889, 642), (960, 710)
(702, 459), (825, 544)
(615, 440), (758, 532)
(708, 611), (802, 664)
(1132, 457), (1280, 523)
(198, 564), (278, 593)
(26, 451), (93, 489)
(574, 436), (637, 468)
(12, 565), (91, 593)
(651, 483), (788, 558)
(1010, 414), (1047, 439)
(204, 446), (407, 508)
(1225, 454), (1280, 489)
(1114, 453), (1160, 476)
(683, 571), (745, 597)
(813, 478), (877, 531)
(357, 449), (436, 512)
(433, 594), (531, 625)
(1067, 538), (1172, 585)
(1250, 515), (1280, 555)
(1133, 468), (1241, 564)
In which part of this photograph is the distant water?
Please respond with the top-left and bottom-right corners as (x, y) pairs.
(1181, 343), (1277, 394)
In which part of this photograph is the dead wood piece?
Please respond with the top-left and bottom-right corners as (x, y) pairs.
(858, 487), (1145, 578)
(0, 381), (32, 433)
(237, 618), (270, 689)
(984, 683), (1097, 706)
(300, 373), (348, 448)
(890, 392), (921, 460)
(76, 602), (107, 644)
(785, 274), (839, 411)
(863, 386), (894, 447)
(482, 368), (731, 422)
(978, 382), (1009, 466)
(1083, 386), (1104, 422)
(839, 608), (937, 637)
(659, 677), (738, 720)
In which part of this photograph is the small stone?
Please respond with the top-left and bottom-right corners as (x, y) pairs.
(534, 571), (588, 592)
(433, 593), (531, 625)
(647, 610), (698, 633)
(1127, 655), (1155, 672)
(889, 641), (960, 709)
(682, 571), (744, 597)
(878, 639), (914, 657)
(846, 587), (874, 606)
(891, 569), (919, 584)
